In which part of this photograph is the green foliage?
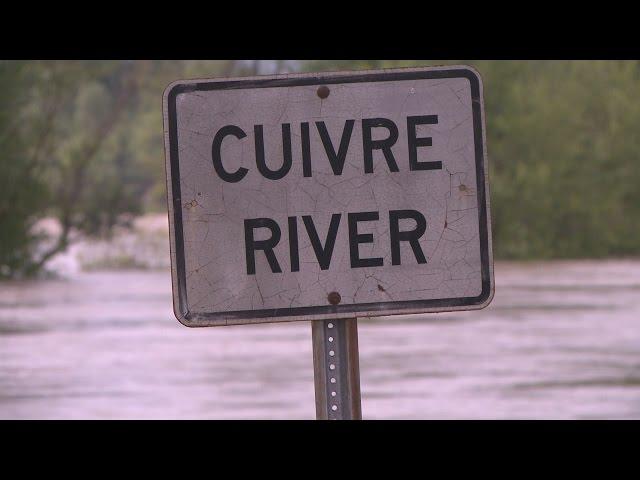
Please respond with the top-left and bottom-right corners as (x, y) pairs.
(0, 60), (232, 278)
(1, 60), (639, 279)
(0, 61), (51, 278)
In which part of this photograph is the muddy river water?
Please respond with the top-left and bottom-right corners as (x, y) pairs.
(1, 260), (639, 419)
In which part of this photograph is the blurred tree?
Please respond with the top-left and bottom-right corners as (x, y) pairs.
(0, 60), (234, 278)
(0, 60), (144, 277)
(0, 61), (52, 278)
(2, 59), (639, 280)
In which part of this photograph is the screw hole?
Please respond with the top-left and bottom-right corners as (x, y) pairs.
(327, 292), (341, 305)
(317, 85), (330, 99)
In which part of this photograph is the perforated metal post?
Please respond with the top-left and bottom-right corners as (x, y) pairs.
(312, 318), (362, 420)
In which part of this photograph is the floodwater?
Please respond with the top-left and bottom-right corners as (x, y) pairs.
(1, 260), (639, 419)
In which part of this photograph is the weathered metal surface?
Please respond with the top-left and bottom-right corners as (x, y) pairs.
(312, 318), (361, 420)
(163, 66), (493, 326)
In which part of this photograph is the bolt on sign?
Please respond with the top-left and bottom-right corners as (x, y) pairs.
(163, 66), (494, 327)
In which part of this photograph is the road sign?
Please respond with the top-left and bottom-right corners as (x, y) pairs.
(163, 65), (493, 327)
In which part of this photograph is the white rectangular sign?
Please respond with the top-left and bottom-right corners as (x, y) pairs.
(163, 66), (494, 326)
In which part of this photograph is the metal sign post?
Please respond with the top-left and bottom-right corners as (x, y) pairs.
(312, 318), (362, 420)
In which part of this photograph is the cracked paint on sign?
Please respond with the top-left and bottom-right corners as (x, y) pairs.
(163, 66), (493, 326)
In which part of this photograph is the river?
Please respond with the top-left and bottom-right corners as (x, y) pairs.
(1, 260), (639, 419)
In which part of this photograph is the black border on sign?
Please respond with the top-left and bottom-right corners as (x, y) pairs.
(166, 67), (492, 324)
